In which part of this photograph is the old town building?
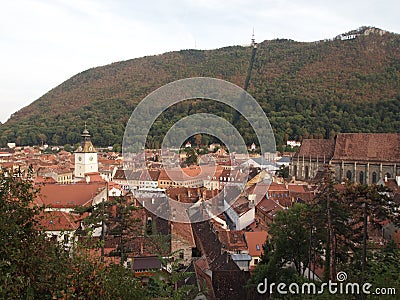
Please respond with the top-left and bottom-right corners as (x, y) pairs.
(291, 133), (400, 184)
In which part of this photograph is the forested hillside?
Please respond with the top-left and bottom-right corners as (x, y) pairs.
(1, 26), (399, 149)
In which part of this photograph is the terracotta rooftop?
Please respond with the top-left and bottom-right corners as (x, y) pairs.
(192, 221), (222, 264)
(34, 176), (57, 185)
(77, 172), (105, 183)
(218, 230), (247, 252)
(113, 169), (126, 180)
(38, 211), (80, 231)
(231, 195), (252, 215)
(268, 182), (289, 192)
(132, 256), (162, 271)
(287, 184), (307, 193)
(294, 139), (335, 160)
(332, 133), (400, 162)
(244, 231), (268, 257)
(166, 187), (202, 203)
(35, 182), (106, 208)
(171, 222), (196, 247)
(159, 165), (223, 181)
(139, 169), (160, 181)
(256, 196), (284, 220)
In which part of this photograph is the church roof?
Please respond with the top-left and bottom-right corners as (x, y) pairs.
(293, 139), (335, 160)
(75, 126), (97, 153)
(292, 133), (400, 163)
(332, 133), (400, 163)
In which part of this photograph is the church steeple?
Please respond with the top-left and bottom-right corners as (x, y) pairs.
(82, 123), (91, 141)
(77, 125), (96, 153)
(74, 125), (98, 180)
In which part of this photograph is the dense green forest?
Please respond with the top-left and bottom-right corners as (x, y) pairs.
(1, 27), (399, 149)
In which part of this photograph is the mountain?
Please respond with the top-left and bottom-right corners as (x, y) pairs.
(1, 26), (399, 149)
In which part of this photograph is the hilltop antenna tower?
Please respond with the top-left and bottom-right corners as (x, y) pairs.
(244, 28), (258, 91)
(251, 27), (256, 47)
(232, 29), (259, 127)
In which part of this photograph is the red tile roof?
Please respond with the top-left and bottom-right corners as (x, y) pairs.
(332, 133), (400, 162)
(38, 211), (80, 231)
(159, 165), (223, 181)
(218, 230), (247, 252)
(268, 182), (289, 192)
(35, 182), (106, 208)
(171, 222), (196, 247)
(294, 139), (335, 159)
(139, 169), (160, 181)
(34, 176), (57, 184)
(287, 184), (307, 193)
(244, 231), (268, 257)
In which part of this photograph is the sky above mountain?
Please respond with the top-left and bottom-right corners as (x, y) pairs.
(0, 0), (399, 123)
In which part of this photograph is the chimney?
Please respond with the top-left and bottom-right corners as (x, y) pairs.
(248, 194), (256, 207)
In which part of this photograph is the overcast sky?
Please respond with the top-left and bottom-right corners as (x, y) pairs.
(1, 0), (399, 123)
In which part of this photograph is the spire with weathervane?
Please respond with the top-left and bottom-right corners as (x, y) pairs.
(77, 123), (96, 153)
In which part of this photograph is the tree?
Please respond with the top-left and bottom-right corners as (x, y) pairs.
(145, 253), (197, 299)
(276, 165), (290, 180)
(0, 168), (71, 299)
(343, 182), (398, 276)
(63, 143), (72, 152)
(74, 193), (141, 264)
(185, 147), (198, 166)
(107, 195), (141, 265)
(312, 168), (351, 281)
(0, 169), (147, 299)
(38, 133), (47, 146)
(269, 203), (310, 276)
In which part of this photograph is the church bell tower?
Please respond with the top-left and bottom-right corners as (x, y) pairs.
(74, 126), (98, 180)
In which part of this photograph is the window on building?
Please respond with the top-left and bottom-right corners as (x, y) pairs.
(293, 165), (297, 177)
(305, 166), (309, 180)
(359, 171), (364, 185)
(179, 251), (184, 260)
(346, 170), (352, 180)
(256, 244), (260, 251)
(386, 173), (391, 179)
(372, 172), (377, 184)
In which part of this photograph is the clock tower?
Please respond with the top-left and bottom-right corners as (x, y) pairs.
(74, 126), (98, 180)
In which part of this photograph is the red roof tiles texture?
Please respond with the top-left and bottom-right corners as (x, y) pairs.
(332, 133), (400, 162)
(35, 182), (106, 208)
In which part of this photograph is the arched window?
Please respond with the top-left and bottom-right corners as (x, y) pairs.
(305, 166), (309, 180)
(372, 172), (377, 184)
(346, 170), (352, 180)
(146, 217), (153, 235)
(359, 171), (364, 184)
